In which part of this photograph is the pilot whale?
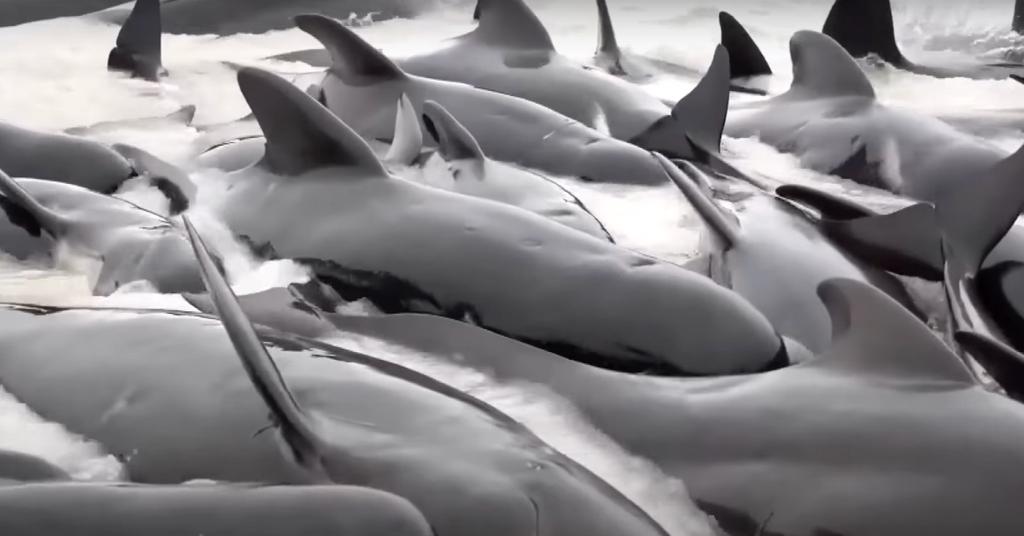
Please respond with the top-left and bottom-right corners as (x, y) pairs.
(0, 171), (205, 295)
(0, 484), (433, 536)
(212, 64), (785, 375)
(725, 31), (1011, 205)
(186, 276), (1024, 536)
(0, 221), (673, 536)
(823, 0), (1024, 82)
(297, 14), (726, 186)
(396, 0), (727, 159)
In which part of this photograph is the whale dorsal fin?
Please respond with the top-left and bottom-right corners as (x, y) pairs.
(470, 0), (555, 50)
(107, 0), (163, 81)
(385, 94), (424, 166)
(788, 31), (875, 99)
(656, 154), (739, 248)
(719, 12), (771, 79)
(421, 100), (486, 170)
(294, 14), (406, 85)
(595, 0), (625, 75)
(183, 217), (333, 480)
(1016, 0), (1024, 33)
(815, 278), (975, 385)
(0, 170), (72, 238)
(822, 0), (907, 68)
(237, 66), (388, 177)
(937, 144), (1024, 277)
(956, 330), (1024, 402)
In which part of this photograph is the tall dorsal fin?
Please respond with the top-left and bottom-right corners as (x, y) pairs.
(236, 66), (388, 177)
(107, 0), (163, 81)
(719, 12), (772, 79)
(936, 143), (1024, 276)
(0, 170), (72, 238)
(594, 0), (625, 75)
(421, 100), (486, 168)
(473, 1), (481, 21)
(822, 0), (907, 68)
(294, 14), (406, 85)
(470, 0), (555, 50)
(385, 94), (424, 166)
(1016, 0), (1024, 33)
(631, 45), (730, 159)
(814, 278), (975, 384)
(955, 330), (1024, 402)
(788, 31), (875, 99)
(655, 154), (739, 248)
(182, 217), (332, 480)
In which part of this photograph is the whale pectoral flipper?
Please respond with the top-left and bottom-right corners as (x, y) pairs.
(237, 65), (388, 177)
(955, 330), (1024, 402)
(656, 154), (740, 248)
(111, 144), (196, 215)
(0, 169), (71, 237)
(107, 0), (164, 81)
(183, 217), (334, 481)
(776, 184), (875, 220)
(815, 278), (976, 384)
(630, 45), (731, 159)
(719, 12), (771, 79)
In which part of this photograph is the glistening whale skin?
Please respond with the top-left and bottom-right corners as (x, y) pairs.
(213, 65), (786, 375)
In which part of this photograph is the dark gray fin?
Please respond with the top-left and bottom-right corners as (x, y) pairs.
(788, 31), (875, 99)
(776, 184), (875, 220)
(107, 0), (163, 81)
(655, 154), (739, 248)
(470, 0), (555, 50)
(236, 67), (389, 177)
(819, 203), (944, 281)
(0, 450), (70, 482)
(288, 279), (346, 312)
(955, 330), (1024, 402)
(1016, 0), (1024, 33)
(294, 14), (406, 85)
(822, 0), (908, 68)
(111, 144), (196, 215)
(385, 94), (423, 166)
(594, 0), (625, 76)
(421, 100), (486, 170)
(182, 217), (333, 480)
(473, 1), (481, 21)
(719, 12), (771, 78)
(630, 45), (730, 159)
(0, 170), (71, 238)
(684, 133), (771, 190)
(936, 144), (1024, 277)
(815, 278), (976, 384)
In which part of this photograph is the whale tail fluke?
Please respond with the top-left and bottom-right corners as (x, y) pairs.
(719, 12), (771, 80)
(822, 0), (907, 68)
(107, 0), (164, 81)
(630, 45), (730, 160)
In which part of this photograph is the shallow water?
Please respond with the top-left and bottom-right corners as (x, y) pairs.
(0, 1), (1021, 533)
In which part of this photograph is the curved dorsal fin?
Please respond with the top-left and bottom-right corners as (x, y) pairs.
(182, 217), (332, 480)
(470, 0), (555, 50)
(719, 12), (772, 79)
(107, 0), (163, 81)
(1016, 0), (1024, 33)
(956, 330), (1024, 402)
(814, 278), (975, 384)
(595, 0), (624, 75)
(655, 154), (739, 248)
(236, 66), (388, 177)
(787, 31), (875, 99)
(822, 0), (907, 68)
(385, 94), (424, 166)
(936, 143), (1024, 276)
(294, 14), (405, 85)
(421, 100), (486, 167)
(0, 170), (71, 238)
